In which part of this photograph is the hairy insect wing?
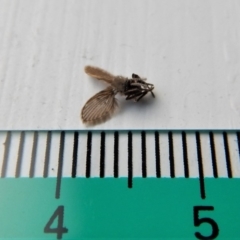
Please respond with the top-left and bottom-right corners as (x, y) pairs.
(81, 86), (118, 125)
(84, 66), (115, 84)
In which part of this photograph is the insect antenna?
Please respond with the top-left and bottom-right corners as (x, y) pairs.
(150, 91), (155, 98)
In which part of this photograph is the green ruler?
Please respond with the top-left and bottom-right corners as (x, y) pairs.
(0, 130), (240, 239)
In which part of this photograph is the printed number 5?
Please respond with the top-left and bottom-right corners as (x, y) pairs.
(194, 206), (219, 240)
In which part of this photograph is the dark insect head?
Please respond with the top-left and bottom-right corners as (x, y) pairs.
(124, 75), (155, 102)
(132, 73), (140, 78)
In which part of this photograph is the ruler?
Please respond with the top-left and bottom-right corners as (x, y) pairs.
(0, 130), (240, 239)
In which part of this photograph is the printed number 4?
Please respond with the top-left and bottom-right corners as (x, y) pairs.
(194, 206), (219, 240)
(44, 206), (68, 240)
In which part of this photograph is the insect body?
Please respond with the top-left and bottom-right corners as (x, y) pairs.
(81, 66), (155, 125)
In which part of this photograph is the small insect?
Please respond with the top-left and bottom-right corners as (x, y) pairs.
(81, 65), (155, 125)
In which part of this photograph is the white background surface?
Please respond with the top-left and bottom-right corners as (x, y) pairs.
(0, 0), (240, 130)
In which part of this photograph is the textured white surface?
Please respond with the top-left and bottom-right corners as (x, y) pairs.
(0, 0), (240, 130)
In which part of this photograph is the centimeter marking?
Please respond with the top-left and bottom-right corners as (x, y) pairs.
(0, 130), (240, 199)
(196, 132), (205, 199)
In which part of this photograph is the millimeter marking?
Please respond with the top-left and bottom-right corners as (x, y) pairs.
(30, 131), (38, 178)
(209, 132), (218, 178)
(100, 132), (105, 178)
(86, 132), (92, 178)
(72, 131), (79, 178)
(1, 131), (11, 178)
(181, 131), (189, 178)
(237, 132), (240, 158)
(223, 132), (232, 178)
(15, 131), (25, 178)
(141, 131), (147, 178)
(43, 131), (52, 178)
(168, 131), (175, 178)
(154, 131), (161, 178)
(128, 131), (133, 188)
(114, 131), (119, 178)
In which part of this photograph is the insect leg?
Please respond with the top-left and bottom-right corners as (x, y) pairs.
(125, 87), (142, 94)
(135, 91), (148, 102)
(125, 91), (146, 101)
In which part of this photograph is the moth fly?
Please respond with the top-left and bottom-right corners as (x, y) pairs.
(81, 65), (155, 125)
